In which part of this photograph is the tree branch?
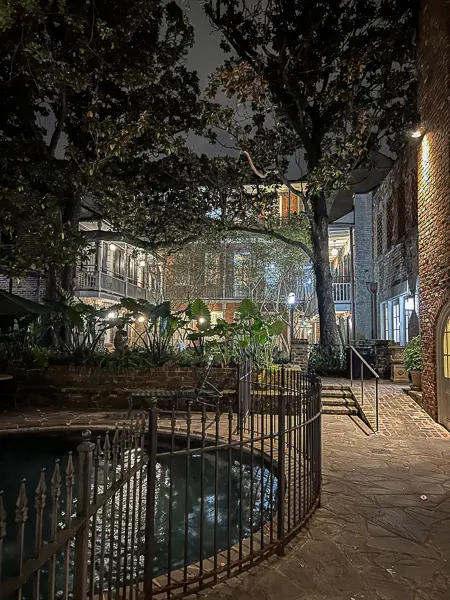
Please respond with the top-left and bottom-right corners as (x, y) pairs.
(242, 150), (311, 216)
(82, 229), (200, 252)
(227, 225), (313, 261)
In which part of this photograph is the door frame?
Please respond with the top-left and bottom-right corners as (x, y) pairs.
(436, 300), (450, 427)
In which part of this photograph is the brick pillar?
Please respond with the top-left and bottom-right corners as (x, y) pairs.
(291, 339), (309, 370)
(354, 193), (374, 339)
(417, 0), (450, 420)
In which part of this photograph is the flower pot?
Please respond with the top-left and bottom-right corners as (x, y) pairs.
(409, 370), (422, 391)
(388, 345), (406, 364)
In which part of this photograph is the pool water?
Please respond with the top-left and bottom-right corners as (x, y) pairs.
(0, 432), (277, 596)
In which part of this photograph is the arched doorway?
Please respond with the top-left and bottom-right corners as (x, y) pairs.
(437, 301), (450, 429)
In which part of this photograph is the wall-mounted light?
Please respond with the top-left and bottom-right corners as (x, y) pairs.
(110, 243), (117, 252)
(331, 246), (339, 257)
(139, 260), (146, 267)
(137, 315), (146, 323)
(408, 114), (426, 139)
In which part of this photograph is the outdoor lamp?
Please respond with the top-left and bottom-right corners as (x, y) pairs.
(139, 260), (146, 267)
(409, 114), (426, 139)
(107, 311), (116, 320)
(110, 243), (117, 251)
(137, 315), (146, 323)
(198, 317), (206, 324)
(288, 292), (296, 306)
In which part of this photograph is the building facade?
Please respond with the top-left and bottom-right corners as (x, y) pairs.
(372, 149), (420, 346)
(416, 0), (450, 424)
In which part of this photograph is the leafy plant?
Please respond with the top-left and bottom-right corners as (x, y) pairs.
(188, 298), (286, 369)
(120, 298), (189, 365)
(403, 336), (422, 372)
(309, 344), (346, 376)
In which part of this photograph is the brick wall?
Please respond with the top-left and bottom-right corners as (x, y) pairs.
(0, 273), (44, 301)
(354, 193), (374, 339)
(18, 365), (239, 409)
(372, 149), (419, 308)
(417, 0), (450, 419)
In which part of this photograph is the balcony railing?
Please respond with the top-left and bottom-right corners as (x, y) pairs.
(333, 281), (351, 302)
(76, 267), (155, 301)
(165, 281), (351, 305)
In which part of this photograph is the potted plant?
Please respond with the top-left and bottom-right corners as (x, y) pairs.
(403, 336), (422, 390)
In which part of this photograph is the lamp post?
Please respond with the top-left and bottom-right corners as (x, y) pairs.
(287, 292), (296, 362)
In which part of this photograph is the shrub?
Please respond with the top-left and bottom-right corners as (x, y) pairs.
(308, 344), (346, 375)
(403, 336), (422, 372)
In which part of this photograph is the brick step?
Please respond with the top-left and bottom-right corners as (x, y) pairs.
(321, 390), (354, 399)
(322, 397), (356, 407)
(322, 384), (352, 392)
(322, 405), (359, 415)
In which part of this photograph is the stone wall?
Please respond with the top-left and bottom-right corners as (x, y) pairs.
(417, 0), (450, 420)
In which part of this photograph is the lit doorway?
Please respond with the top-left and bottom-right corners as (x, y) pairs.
(437, 301), (450, 430)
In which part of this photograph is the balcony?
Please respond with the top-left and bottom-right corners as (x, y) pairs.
(76, 267), (156, 302)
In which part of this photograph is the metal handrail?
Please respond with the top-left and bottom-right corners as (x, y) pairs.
(349, 345), (379, 432)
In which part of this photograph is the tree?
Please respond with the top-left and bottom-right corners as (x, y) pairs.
(0, 0), (203, 298)
(203, 0), (418, 345)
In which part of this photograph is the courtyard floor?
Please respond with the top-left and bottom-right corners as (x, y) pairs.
(0, 386), (449, 600)
(202, 413), (450, 600)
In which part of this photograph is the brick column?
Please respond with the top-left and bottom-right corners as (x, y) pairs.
(417, 0), (450, 419)
(291, 339), (309, 370)
(354, 193), (374, 339)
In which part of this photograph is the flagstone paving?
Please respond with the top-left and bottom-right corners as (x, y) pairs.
(201, 415), (450, 600)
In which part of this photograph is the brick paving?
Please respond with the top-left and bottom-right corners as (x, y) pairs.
(322, 377), (449, 438)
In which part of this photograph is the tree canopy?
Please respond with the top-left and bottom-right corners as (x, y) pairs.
(202, 0), (419, 344)
(0, 0), (204, 291)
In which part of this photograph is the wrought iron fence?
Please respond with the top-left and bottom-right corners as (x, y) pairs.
(144, 366), (321, 598)
(0, 419), (148, 600)
(0, 368), (321, 599)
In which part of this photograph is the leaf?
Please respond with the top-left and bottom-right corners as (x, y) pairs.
(187, 299), (211, 328)
(238, 299), (259, 318)
(268, 320), (285, 336)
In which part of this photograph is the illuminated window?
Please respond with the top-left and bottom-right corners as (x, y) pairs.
(393, 301), (400, 344)
(444, 317), (450, 379)
(381, 303), (389, 339)
(405, 296), (415, 343)
(211, 311), (224, 325)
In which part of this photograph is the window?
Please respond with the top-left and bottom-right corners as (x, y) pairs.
(376, 213), (383, 256)
(393, 301), (400, 343)
(211, 311), (224, 325)
(234, 251), (250, 295)
(205, 252), (221, 285)
(382, 303), (389, 339)
(265, 262), (279, 287)
(444, 317), (450, 378)
(405, 296), (415, 343)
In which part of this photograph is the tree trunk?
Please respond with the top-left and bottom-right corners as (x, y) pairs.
(61, 195), (82, 296)
(311, 193), (339, 347)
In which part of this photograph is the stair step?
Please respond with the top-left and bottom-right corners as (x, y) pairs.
(322, 398), (356, 407)
(321, 390), (354, 399)
(322, 406), (359, 415)
(322, 384), (352, 391)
